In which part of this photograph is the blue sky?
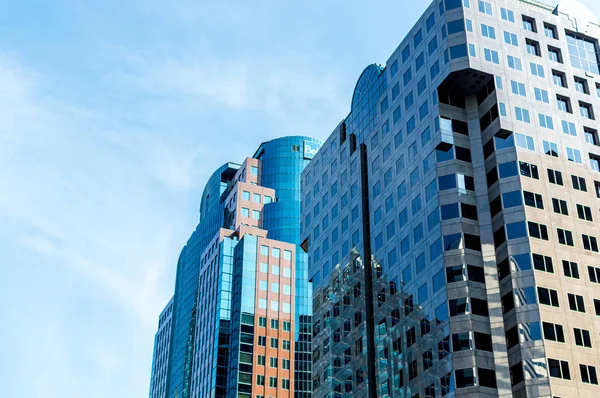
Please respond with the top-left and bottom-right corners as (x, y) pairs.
(1, 0), (599, 397)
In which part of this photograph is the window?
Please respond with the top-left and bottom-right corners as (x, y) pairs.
(543, 322), (565, 342)
(553, 70), (567, 87)
(585, 128), (599, 145)
(481, 24), (496, 39)
(563, 260), (579, 279)
(544, 23), (557, 39)
(538, 287), (560, 307)
(583, 234), (599, 252)
(484, 48), (499, 63)
(528, 221), (548, 240)
(507, 55), (522, 70)
(557, 228), (574, 246)
(552, 198), (569, 215)
(511, 80), (526, 96)
(580, 101), (594, 119)
(574, 328), (592, 348)
(548, 359), (570, 380)
(524, 191), (543, 209)
(568, 293), (586, 312)
(415, 52), (425, 70)
(572, 175), (587, 192)
(557, 95), (571, 113)
(575, 77), (589, 94)
(543, 141), (558, 157)
(426, 13), (436, 31)
(533, 254), (554, 273)
(403, 68), (412, 86)
(478, 0), (492, 15)
(538, 113), (554, 130)
(515, 107), (530, 123)
(535, 87), (549, 103)
(548, 46), (562, 63)
(504, 31), (518, 46)
(547, 169), (563, 185)
(561, 120), (577, 136)
(592, 154), (600, 172)
(581, 364), (599, 385)
(519, 161), (539, 179)
(577, 204), (593, 221)
(566, 31), (600, 75)
(501, 7), (515, 22)
(522, 16), (536, 32)
(526, 39), (541, 56)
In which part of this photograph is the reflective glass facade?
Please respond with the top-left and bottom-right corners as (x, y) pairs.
(302, 1), (600, 397)
(151, 136), (321, 398)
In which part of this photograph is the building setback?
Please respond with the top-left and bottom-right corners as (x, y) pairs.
(149, 136), (322, 398)
(301, 0), (600, 397)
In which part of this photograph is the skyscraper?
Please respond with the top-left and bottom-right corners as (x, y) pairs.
(301, 0), (600, 397)
(149, 136), (321, 398)
(150, 297), (174, 398)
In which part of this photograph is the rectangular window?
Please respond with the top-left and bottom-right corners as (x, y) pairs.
(511, 80), (526, 96)
(530, 62), (545, 77)
(577, 204), (593, 221)
(582, 234), (599, 252)
(572, 175), (587, 191)
(563, 260), (579, 279)
(501, 8), (515, 22)
(538, 287), (560, 307)
(557, 228), (574, 246)
(538, 113), (554, 130)
(507, 55), (522, 70)
(481, 23), (496, 39)
(543, 322), (565, 342)
(544, 23), (557, 39)
(566, 147), (582, 163)
(568, 293), (586, 313)
(478, 0), (492, 15)
(543, 140), (558, 157)
(548, 359), (571, 380)
(526, 39), (541, 56)
(548, 169), (564, 186)
(553, 70), (567, 87)
(524, 191), (544, 209)
(522, 16), (536, 32)
(504, 31), (518, 46)
(515, 107), (530, 123)
(566, 31), (600, 75)
(581, 364), (599, 384)
(548, 46), (562, 63)
(534, 87), (549, 103)
(484, 48), (499, 63)
(552, 198), (568, 215)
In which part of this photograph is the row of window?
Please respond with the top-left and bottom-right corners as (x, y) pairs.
(256, 336), (291, 350)
(241, 190), (273, 204)
(255, 375), (290, 389)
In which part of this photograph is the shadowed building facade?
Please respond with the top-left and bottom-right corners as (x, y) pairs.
(301, 0), (600, 397)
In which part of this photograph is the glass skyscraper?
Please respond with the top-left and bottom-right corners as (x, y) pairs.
(149, 136), (322, 398)
(302, 1), (600, 397)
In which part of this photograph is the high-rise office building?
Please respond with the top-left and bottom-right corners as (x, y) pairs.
(150, 298), (174, 398)
(149, 136), (321, 398)
(301, 0), (600, 397)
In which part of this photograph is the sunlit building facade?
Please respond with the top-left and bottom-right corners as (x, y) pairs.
(150, 136), (321, 398)
(302, 0), (600, 397)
